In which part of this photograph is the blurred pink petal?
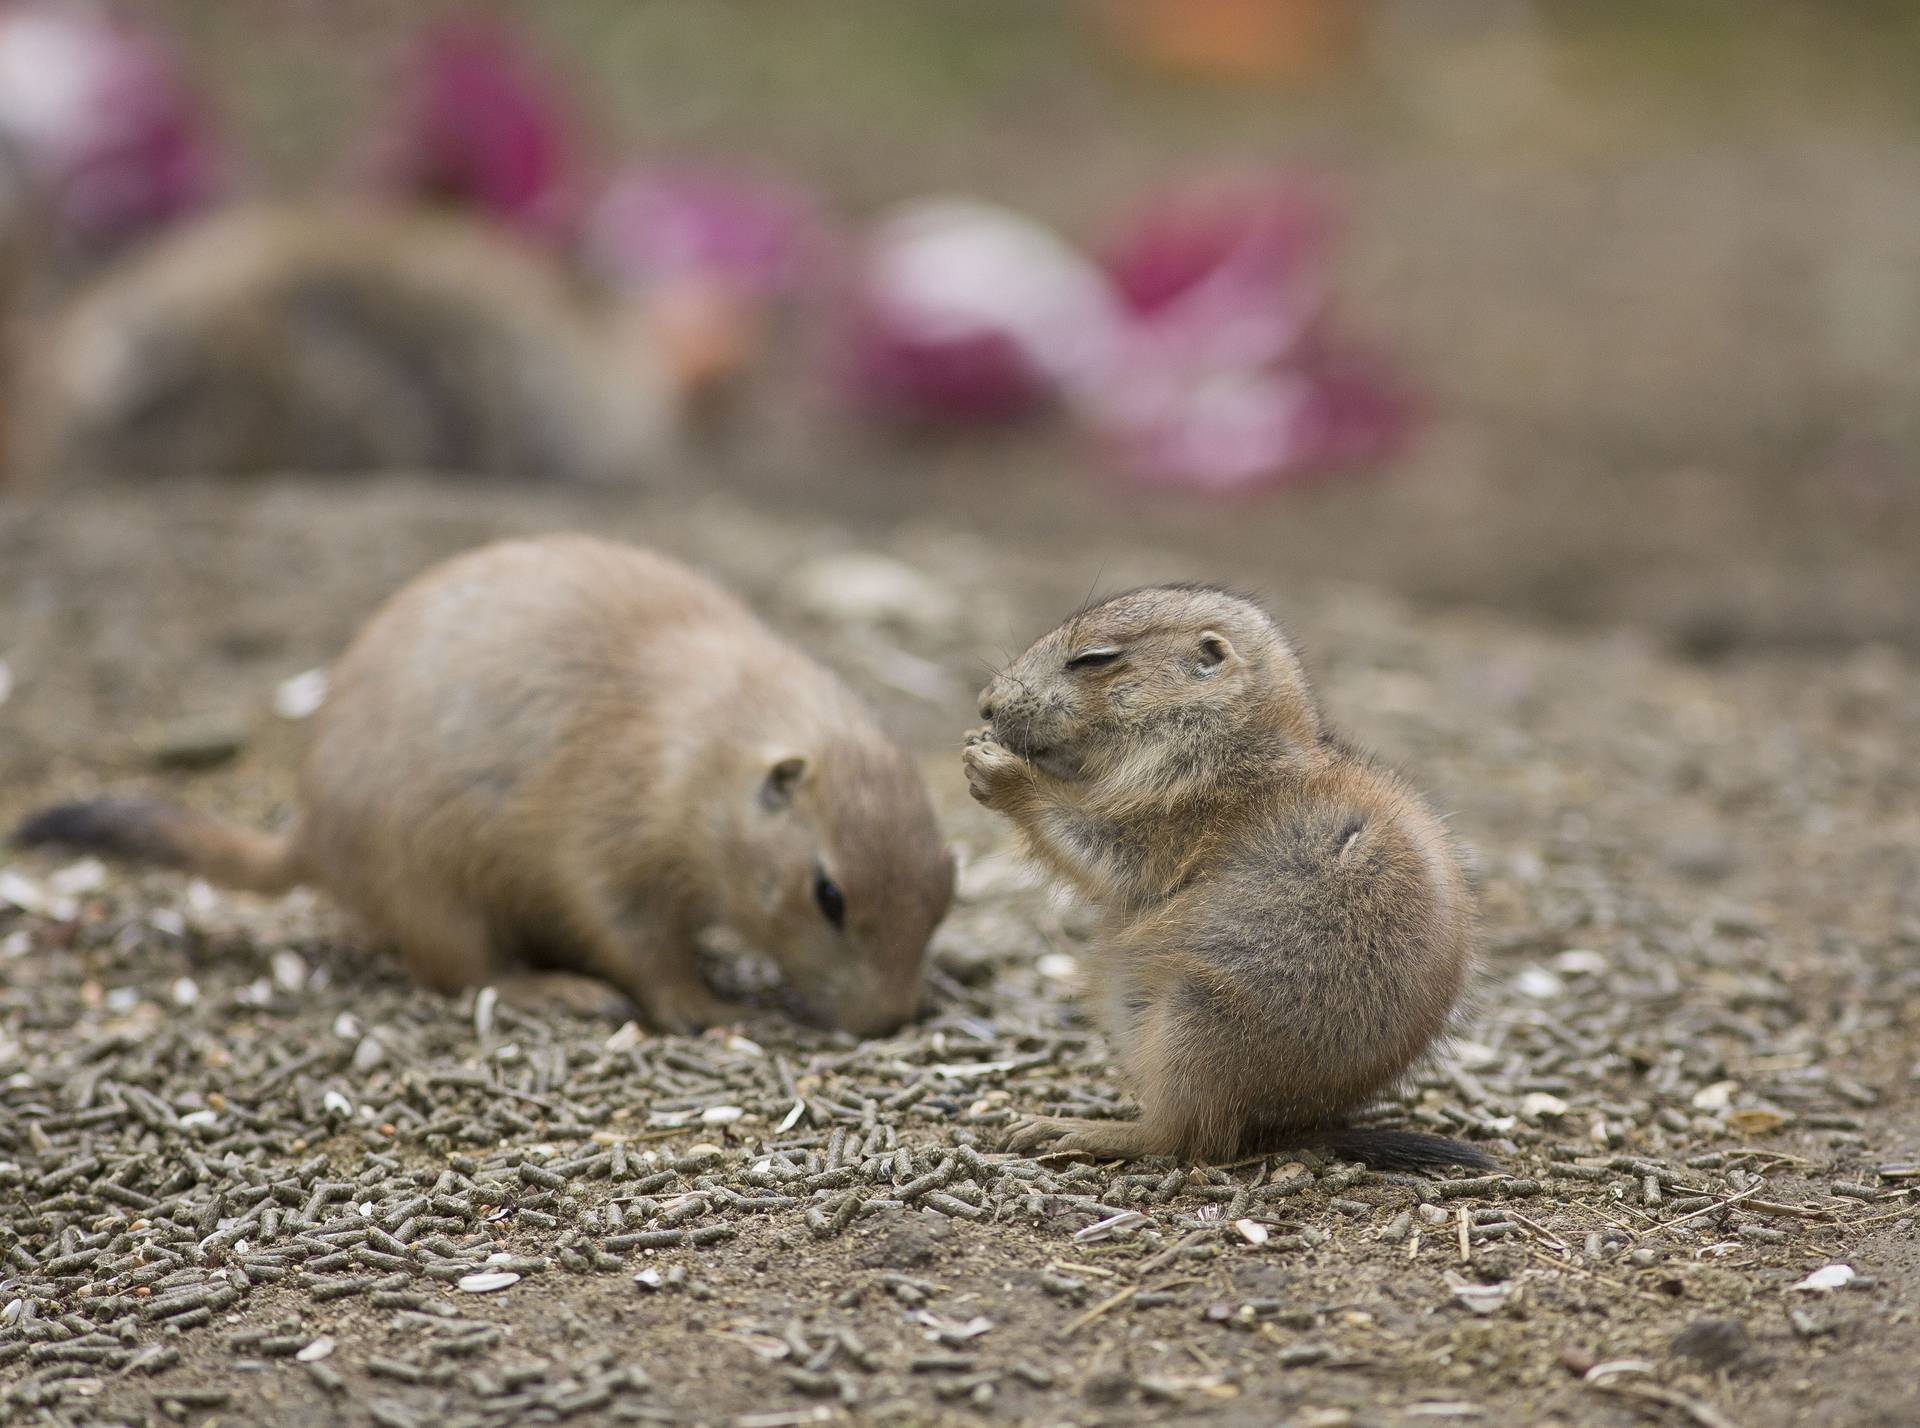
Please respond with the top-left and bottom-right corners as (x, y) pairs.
(1104, 181), (1325, 313)
(846, 198), (1120, 423)
(0, 4), (223, 251)
(1089, 347), (1412, 492)
(1077, 178), (1412, 490)
(371, 20), (579, 239)
(581, 165), (823, 300)
(1101, 180), (1329, 371)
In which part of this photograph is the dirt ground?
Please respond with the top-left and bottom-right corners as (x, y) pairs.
(5, 5), (1920, 1426)
(1, 467), (1917, 1428)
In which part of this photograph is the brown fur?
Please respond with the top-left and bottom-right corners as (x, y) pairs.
(18, 536), (955, 1034)
(7, 202), (675, 484)
(965, 584), (1488, 1168)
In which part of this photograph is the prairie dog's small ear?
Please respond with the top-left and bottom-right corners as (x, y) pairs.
(760, 755), (809, 809)
(1194, 630), (1235, 675)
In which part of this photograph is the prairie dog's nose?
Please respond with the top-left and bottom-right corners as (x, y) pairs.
(978, 691), (994, 720)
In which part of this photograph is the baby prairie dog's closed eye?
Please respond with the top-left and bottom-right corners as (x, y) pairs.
(965, 582), (1492, 1171)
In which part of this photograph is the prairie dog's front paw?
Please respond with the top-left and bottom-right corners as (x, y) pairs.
(644, 981), (741, 1035)
(961, 729), (1027, 808)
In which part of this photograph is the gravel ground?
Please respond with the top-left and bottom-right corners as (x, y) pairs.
(1, 475), (1917, 1427)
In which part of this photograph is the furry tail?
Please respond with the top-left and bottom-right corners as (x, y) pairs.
(1293, 1128), (1497, 1172)
(13, 796), (302, 894)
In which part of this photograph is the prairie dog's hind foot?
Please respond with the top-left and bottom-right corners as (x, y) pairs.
(1004, 1114), (1179, 1161)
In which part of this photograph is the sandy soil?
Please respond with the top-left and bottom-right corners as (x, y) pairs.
(1, 471), (1916, 1428)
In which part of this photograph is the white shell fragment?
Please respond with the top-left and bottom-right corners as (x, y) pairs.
(1520, 1092), (1569, 1120)
(604, 1021), (643, 1052)
(474, 986), (499, 1040)
(916, 1311), (992, 1341)
(457, 1271), (521, 1293)
(48, 859), (106, 897)
(1584, 1359), (1655, 1382)
(1448, 1278), (1515, 1315)
(296, 1336), (336, 1362)
(1449, 1040), (1499, 1069)
(1073, 1210), (1149, 1243)
(1553, 948), (1608, 975)
(1691, 1080), (1739, 1111)
(0, 869), (77, 921)
(701, 1105), (745, 1125)
(273, 667), (329, 720)
(1792, 1264), (1856, 1292)
(1233, 1219), (1270, 1245)
(1512, 965), (1565, 999)
(929, 1059), (1022, 1080)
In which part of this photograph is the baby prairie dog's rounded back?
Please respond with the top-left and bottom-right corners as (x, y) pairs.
(968, 583), (1481, 1165)
(301, 535), (953, 1034)
(1136, 759), (1472, 1132)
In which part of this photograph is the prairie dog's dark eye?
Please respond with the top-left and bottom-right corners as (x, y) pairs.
(813, 868), (846, 929)
(1066, 647), (1124, 670)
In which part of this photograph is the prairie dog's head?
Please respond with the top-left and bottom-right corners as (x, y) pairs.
(977, 584), (1321, 784)
(723, 736), (953, 1037)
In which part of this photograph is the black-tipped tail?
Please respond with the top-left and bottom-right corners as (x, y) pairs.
(17, 798), (190, 866)
(1298, 1128), (1498, 1172)
(14, 796), (300, 894)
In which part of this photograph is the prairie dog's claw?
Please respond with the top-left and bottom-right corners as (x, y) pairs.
(962, 736), (1026, 807)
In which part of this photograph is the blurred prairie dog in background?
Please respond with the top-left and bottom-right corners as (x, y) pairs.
(18, 536), (956, 1036)
(7, 202), (695, 483)
(966, 584), (1490, 1169)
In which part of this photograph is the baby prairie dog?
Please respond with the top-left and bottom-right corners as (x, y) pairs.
(18, 536), (955, 1035)
(964, 585), (1489, 1169)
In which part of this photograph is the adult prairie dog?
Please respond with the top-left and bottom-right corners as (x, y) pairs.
(8, 202), (674, 483)
(18, 536), (955, 1035)
(964, 584), (1489, 1169)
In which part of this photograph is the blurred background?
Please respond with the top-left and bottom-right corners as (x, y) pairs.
(3, 0), (1920, 689)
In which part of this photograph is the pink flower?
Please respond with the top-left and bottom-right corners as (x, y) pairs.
(845, 198), (1119, 423)
(0, 4), (223, 252)
(1091, 346), (1413, 492)
(580, 165), (822, 299)
(369, 20), (579, 239)
(1079, 180), (1411, 489)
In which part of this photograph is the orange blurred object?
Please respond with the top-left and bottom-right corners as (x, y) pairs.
(1097, 0), (1362, 84)
(645, 278), (765, 407)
